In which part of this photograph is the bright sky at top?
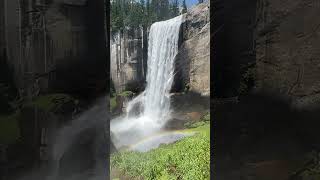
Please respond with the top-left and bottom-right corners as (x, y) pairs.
(186, 0), (198, 7)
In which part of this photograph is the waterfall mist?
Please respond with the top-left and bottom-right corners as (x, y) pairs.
(48, 97), (108, 180)
(111, 15), (184, 148)
(14, 96), (109, 180)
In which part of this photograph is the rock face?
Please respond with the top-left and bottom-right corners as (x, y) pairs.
(110, 28), (147, 93)
(175, 2), (210, 96)
(2, 0), (107, 99)
(255, 0), (320, 107)
(0, 1), (5, 59)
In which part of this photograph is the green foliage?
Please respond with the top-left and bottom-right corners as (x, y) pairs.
(111, 0), (148, 32)
(185, 121), (207, 129)
(184, 112), (210, 128)
(111, 124), (210, 180)
(110, 91), (134, 112)
(123, 2), (145, 28)
(202, 112), (210, 122)
(0, 112), (20, 144)
(182, 0), (187, 14)
(118, 91), (134, 97)
(110, 0), (181, 33)
(170, 0), (180, 17)
(300, 151), (320, 180)
(110, 96), (117, 112)
(25, 94), (75, 112)
(151, 0), (170, 21)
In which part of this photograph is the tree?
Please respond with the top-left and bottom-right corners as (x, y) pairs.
(198, 0), (204, 4)
(111, 0), (175, 32)
(111, 0), (124, 32)
(124, 2), (144, 28)
(170, 0), (179, 17)
(182, 0), (187, 14)
(150, 0), (170, 21)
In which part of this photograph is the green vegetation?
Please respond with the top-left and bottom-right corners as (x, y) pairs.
(110, 0), (183, 33)
(111, 120), (210, 179)
(182, 0), (187, 14)
(111, 96), (117, 112)
(118, 91), (134, 97)
(0, 113), (20, 144)
(110, 91), (135, 112)
(300, 151), (320, 180)
(184, 112), (210, 128)
(25, 93), (75, 112)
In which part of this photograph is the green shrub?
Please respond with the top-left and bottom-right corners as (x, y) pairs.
(25, 93), (75, 112)
(0, 112), (20, 144)
(111, 124), (210, 180)
(111, 97), (117, 112)
(202, 113), (210, 122)
(118, 91), (134, 97)
(300, 151), (320, 180)
(184, 112), (210, 128)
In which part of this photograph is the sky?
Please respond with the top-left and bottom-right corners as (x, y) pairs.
(185, 0), (198, 8)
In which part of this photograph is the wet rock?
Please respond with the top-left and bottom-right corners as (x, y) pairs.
(164, 118), (186, 130)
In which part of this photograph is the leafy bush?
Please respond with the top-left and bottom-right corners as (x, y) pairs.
(0, 113), (20, 144)
(25, 93), (75, 112)
(300, 151), (320, 180)
(118, 91), (134, 97)
(184, 112), (210, 128)
(111, 124), (210, 180)
(111, 97), (117, 112)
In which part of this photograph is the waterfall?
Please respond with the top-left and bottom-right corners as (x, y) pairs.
(111, 15), (184, 148)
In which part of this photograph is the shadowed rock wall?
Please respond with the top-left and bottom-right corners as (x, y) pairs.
(256, 0), (320, 107)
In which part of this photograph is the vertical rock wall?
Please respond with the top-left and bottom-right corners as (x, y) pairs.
(174, 2), (210, 96)
(0, 1), (5, 59)
(255, 0), (320, 106)
(3, 0), (107, 99)
(111, 28), (146, 93)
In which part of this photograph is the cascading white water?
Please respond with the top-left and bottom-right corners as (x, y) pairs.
(111, 15), (184, 148)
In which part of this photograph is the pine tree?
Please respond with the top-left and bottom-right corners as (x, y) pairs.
(150, 0), (170, 21)
(182, 0), (187, 14)
(170, 0), (179, 17)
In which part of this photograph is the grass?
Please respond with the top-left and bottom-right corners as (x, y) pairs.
(111, 120), (210, 180)
(0, 112), (20, 144)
